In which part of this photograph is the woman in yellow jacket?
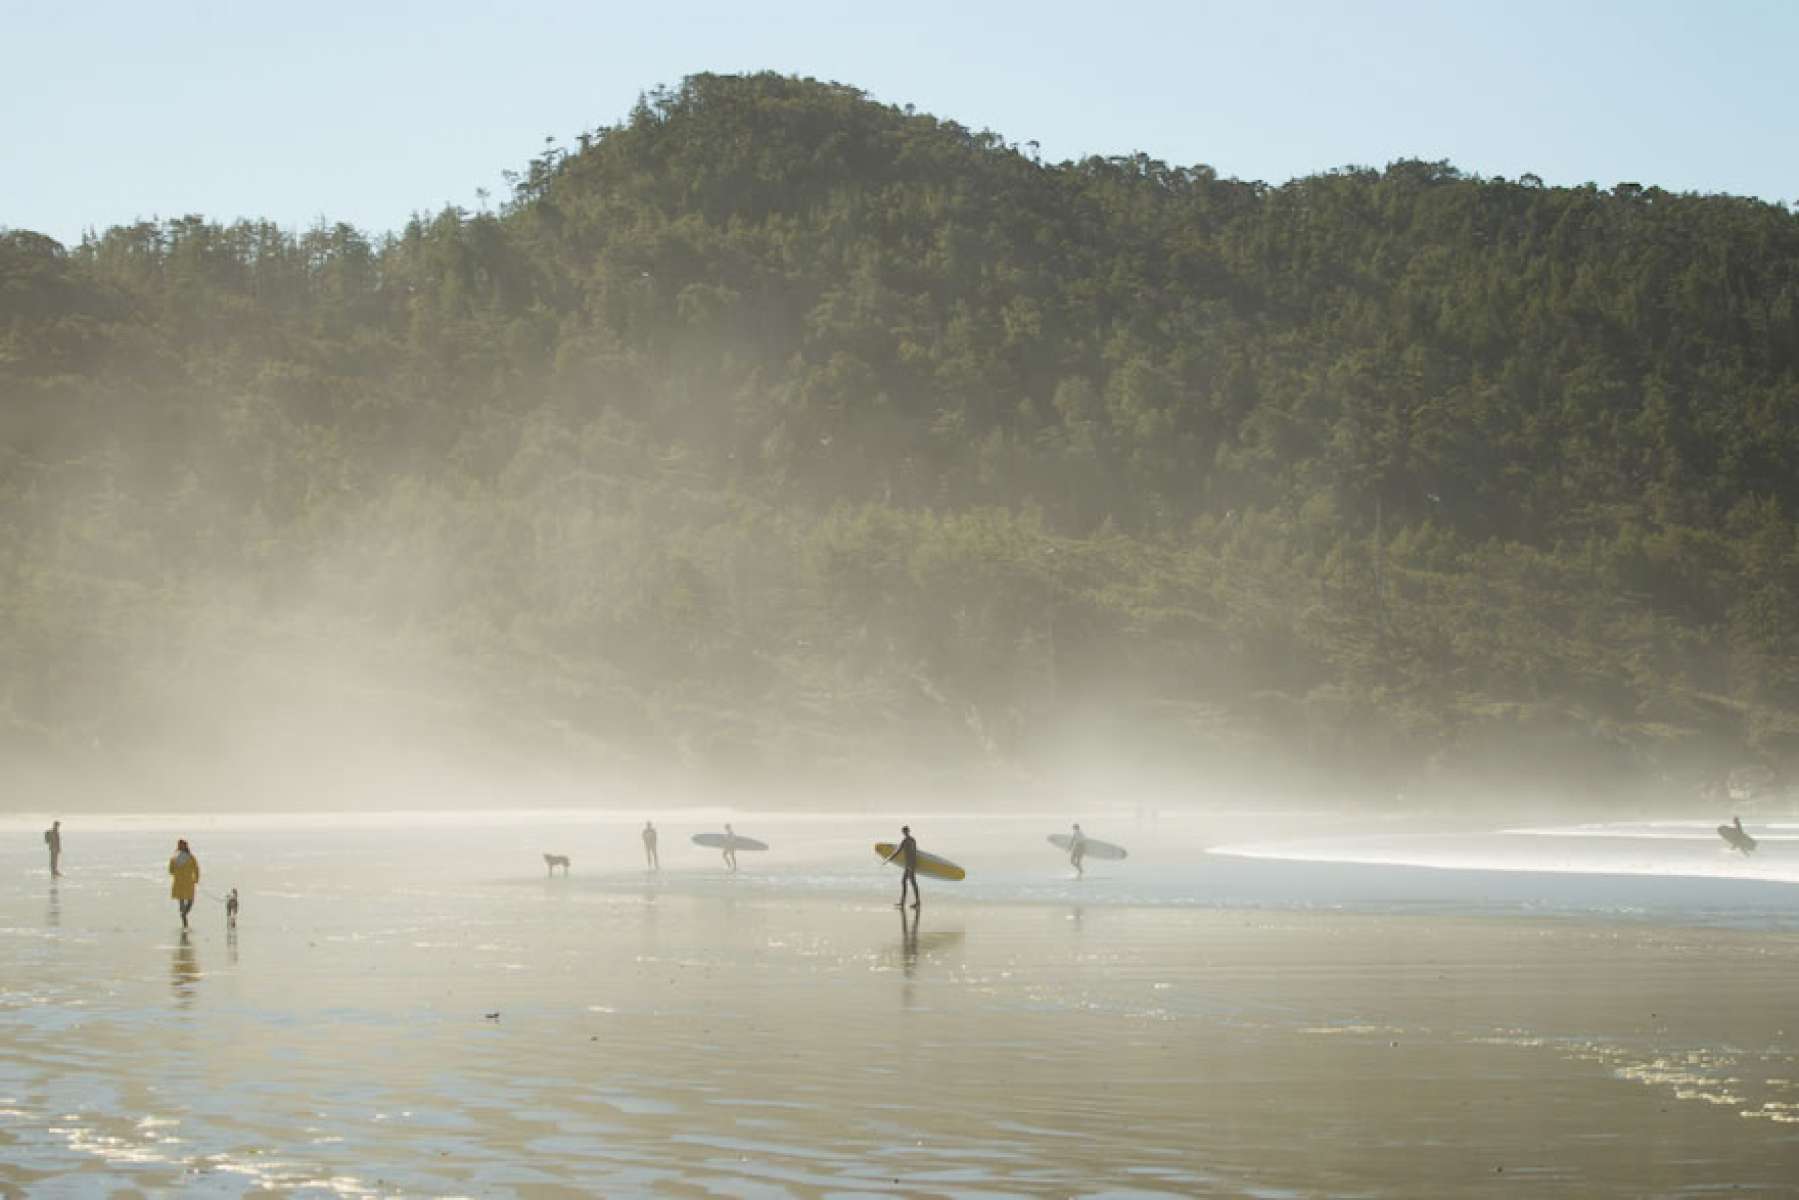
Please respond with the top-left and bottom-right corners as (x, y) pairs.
(168, 839), (201, 928)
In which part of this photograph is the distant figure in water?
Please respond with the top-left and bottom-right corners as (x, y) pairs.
(168, 839), (201, 928)
(883, 825), (921, 910)
(1719, 816), (1758, 856)
(643, 821), (659, 870)
(44, 820), (61, 878)
(225, 888), (239, 928)
(722, 823), (738, 872)
(1069, 823), (1088, 878)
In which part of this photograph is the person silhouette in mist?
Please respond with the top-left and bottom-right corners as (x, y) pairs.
(1069, 823), (1088, 878)
(643, 821), (659, 870)
(168, 839), (201, 929)
(883, 825), (920, 910)
(722, 823), (738, 872)
(44, 820), (61, 878)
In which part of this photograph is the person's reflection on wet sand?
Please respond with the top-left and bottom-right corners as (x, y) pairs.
(47, 881), (61, 928)
(227, 923), (239, 967)
(898, 906), (921, 1011)
(893, 911), (965, 990)
(900, 905), (920, 980)
(172, 931), (201, 1003)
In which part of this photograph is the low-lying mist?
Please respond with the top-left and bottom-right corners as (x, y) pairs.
(8, 74), (1799, 816)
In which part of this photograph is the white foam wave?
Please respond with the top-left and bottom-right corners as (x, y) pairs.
(1504, 821), (1799, 841)
(1210, 824), (1799, 885)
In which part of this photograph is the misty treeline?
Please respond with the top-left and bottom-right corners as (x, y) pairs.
(5, 72), (1799, 806)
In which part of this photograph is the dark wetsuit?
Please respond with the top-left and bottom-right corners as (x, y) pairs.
(893, 834), (920, 908)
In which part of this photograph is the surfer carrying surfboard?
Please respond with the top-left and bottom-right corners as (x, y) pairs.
(1047, 829), (1127, 869)
(1719, 815), (1758, 856)
(883, 826), (921, 909)
(722, 823), (739, 872)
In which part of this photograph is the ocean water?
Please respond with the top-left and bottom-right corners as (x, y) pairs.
(4, 810), (1799, 1196)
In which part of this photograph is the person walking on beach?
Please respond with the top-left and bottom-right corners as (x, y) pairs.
(721, 823), (739, 872)
(1068, 822), (1087, 878)
(883, 825), (921, 910)
(168, 839), (201, 929)
(44, 820), (62, 878)
(643, 821), (659, 870)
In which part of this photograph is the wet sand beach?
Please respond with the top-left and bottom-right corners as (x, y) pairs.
(4, 813), (1799, 1196)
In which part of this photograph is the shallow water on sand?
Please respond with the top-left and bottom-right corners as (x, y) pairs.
(5, 812), (1799, 1196)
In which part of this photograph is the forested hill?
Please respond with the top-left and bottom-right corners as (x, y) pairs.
(5, 72), (1799, 809)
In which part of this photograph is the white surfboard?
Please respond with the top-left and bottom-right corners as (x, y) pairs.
(1048, 833), (1127, 860)
(692, 833), (769, 851)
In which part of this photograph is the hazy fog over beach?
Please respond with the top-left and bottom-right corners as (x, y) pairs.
(7, 3), (1799, 1195)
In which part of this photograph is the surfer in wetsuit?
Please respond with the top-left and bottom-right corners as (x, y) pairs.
(1069, 823), (1087, 878)
(44, 820), (61, 878)
(883, 825), (921, 910)
(643, 821), (659, 870)
(722, 823), (738, 872)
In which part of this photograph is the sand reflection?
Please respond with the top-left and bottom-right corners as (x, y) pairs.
(170, 932), (200, 1003)
(897, 907), (920, 1011)
(892, 908), (964, 994)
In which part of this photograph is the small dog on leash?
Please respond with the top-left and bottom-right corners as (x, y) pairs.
(543, 853), (571, 877)
(225, 888), (239, 927)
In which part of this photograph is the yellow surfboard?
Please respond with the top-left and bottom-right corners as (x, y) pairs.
(874, 842), (966, 881)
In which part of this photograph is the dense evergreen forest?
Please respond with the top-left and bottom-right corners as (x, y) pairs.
(6, 73), (1799, 809)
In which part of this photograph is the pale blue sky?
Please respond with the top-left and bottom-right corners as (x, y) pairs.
(5, 0), (1795, 246)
